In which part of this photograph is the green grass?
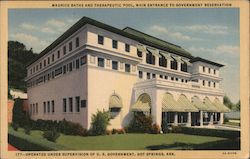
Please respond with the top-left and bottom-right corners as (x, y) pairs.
(225, 122), (240, 127)
(9, 126), (239, 150)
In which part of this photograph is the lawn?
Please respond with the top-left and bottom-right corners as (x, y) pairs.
(9, 127), (239, 150)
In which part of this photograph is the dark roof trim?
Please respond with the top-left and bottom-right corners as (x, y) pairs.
(190, 57), (224, 67)
(27, 16), (193, 67)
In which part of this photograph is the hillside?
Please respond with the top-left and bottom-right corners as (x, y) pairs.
(8, 41), (38, 92)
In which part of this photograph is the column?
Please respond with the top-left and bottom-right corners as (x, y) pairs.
(219, 112), (224, 125)
(200, 111), (203, 127)
(151, 90), (162, 129)
(155, 55), (159, 67)
(209, 113), (214, 125)
(174, 112), (178, 125)
(177, 62), (181, 71)
(167, 59), (171, 69)
(143, 52), (147, 64)
(186, 112), (191, 127)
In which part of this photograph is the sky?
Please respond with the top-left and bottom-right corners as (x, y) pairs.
(8, 8), (240, 103)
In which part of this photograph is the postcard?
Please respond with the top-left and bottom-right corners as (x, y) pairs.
(0, 0), (249, 159)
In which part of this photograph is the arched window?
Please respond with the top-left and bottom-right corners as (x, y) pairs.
(146, 52), (155, 65)
(132, 93), (151, 114)
(181, 62), (188, 72)
(159, 54), (167, 67)
(109, 94), (122, 118)
(171, 59), (177, 70)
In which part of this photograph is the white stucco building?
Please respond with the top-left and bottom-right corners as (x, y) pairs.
(25, 17), (230, 130)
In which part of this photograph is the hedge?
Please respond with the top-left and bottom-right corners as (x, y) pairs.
(180, 127), (240, 139)
(8, 127), (67, 151)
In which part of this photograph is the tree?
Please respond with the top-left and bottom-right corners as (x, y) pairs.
(90, 109), (111, 135)
(12, 98), (30, 127)
(235, 100), (240, 111)
(223, 95), (234, 109)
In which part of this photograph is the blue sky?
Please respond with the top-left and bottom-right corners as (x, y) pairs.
(8, 8), (240, 103)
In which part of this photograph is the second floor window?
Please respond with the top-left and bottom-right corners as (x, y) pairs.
(63, 46), (66, 55)
(181, 62), (188, 72)
(112, 40), (118, 49)
(159, 55), (167, 67)
(98, 57), (104, 67)
(125, 44), (130, 52)
(69, 42), (72, 51)
(171, 60), (177, 70)
(139, 71), (143, 79)
(146, 52), (155, 65)
(125, 64), (130, 72)
(57, 50), (60, 58)
(76, 37), (79, 47)
(98, 35), (104, 45)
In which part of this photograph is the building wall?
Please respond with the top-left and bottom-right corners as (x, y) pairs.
(28, 66), (88, 128)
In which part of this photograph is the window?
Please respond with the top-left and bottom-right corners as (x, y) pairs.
(47, 73), (50, 81)
(208, 81), (211, 87)
(98, 57), (104, 67)
(203, 66), (205, 72)
(164, 76), (168, 80)
(69, 42), (72, 51)
(75, 96), (80, 112)
(63, 46), (66, 55)
(171, 60), (177, 70)
(36, 103), (38, 114)
(76, 59), (80, 69)
(214, 82), (216, 88)
(52, 54), (54, 62)
(125, 64), (130, 72)
(125, 44), (130, 52)
(112, 40), (118, 49)
(63, 65), (67, 74)
(171, 77), (174, 81)
(181, 62), (188, 72)
(81, 100), (87, 108)
(33, 104), (35, 114)
(43, 102), (46, 113)
(214, 69), (216, 75)
(139, 71), (143, 79)
(30, 104), (32, 115)
(55, 67), (62, 76)
(44, 59), (46, 67)
(208, 68), (211, 74)
(69, 62), (73, 72)
(48, 57), (50, 65)
(181, 79), (184, 82)
(52, 71), (54, 79)
(203, 80), (205, 86)
(175, 78), (178, 81)
(36, 65), (38, 71)
(40, 62), (42, 69)
(80, 56), (87, 65)
(185, 80), (188, 83)
(98, 35), (104, 45)
(76, 37), (79, 47)
(51, 100), (54, 113)
(159, 75), (163, 79)
(146, 52), (155, 65)
(47, 101), (50, 113)
(112, 61), (118, 70)
(63, 98), (67, 112)
(147, 72), (150, 79)
(30, 69), (32, 75)
(152, 74), (156, 78)
(137, 49), (142, 57)
(159, 55), (167, 67)
(69, 98), (73, 112)
(57, 50), (60, 58)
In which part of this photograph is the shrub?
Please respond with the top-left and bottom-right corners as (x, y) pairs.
(151, 124), (160, 134)
(11, 123), (19, 131)
(43, 129), (60, 142)
(12, 98), (30, 127)
(24, 125), (31, 135)
(127, 113), (153, 133)
(112, 129), (118, 134)
(169, 125), (183, 133)
(106, 130), (112, 135)
(90, 110), (111, 136)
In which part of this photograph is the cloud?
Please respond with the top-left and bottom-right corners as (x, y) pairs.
(177, 25), (228, 35)
(20, 23), (37, 30)
(10, 33), (49, 53)
(188, 45), (239, 55)
(150, 25), (200, 41)
(46, 19), (66, 28)
(41, 27), (56, 34)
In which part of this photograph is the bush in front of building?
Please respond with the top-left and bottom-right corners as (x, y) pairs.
(168, 125), (183, 133)
(89, 109), (111, 136)
(11, 123), (19, 131)
(150, 124), (161, 134)
(126, 113), (153, 133)
(24, 125), (31, 135)
(111, 128), (126, 134)
(43, 129), (60, 142)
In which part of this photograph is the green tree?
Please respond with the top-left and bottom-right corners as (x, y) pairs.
(8, 41), (38, 92)
(90, 109), (111, 135)
(235, 100), (240, 111)
(223, 95), (234, 109)
(12, 98), (30, 127)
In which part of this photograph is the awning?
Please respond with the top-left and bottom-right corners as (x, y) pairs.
(213, 98), (231, 113)
(132, 94), (151, 112)
(137, 44), (147, 53)
(147, 47), (159, 57)
(177, 95), (199, 112)
(204, 97), (220, 112)
(109, 94), (122, 109)
(162, 93), (183, 112)
(172, 56), (184, 64)
(192, 96), (214, 112)
(182, 58), (192, 66)
(159, 51), (173, 60)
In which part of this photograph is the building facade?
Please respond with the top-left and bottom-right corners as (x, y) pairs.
(25, 17), (230, 130)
